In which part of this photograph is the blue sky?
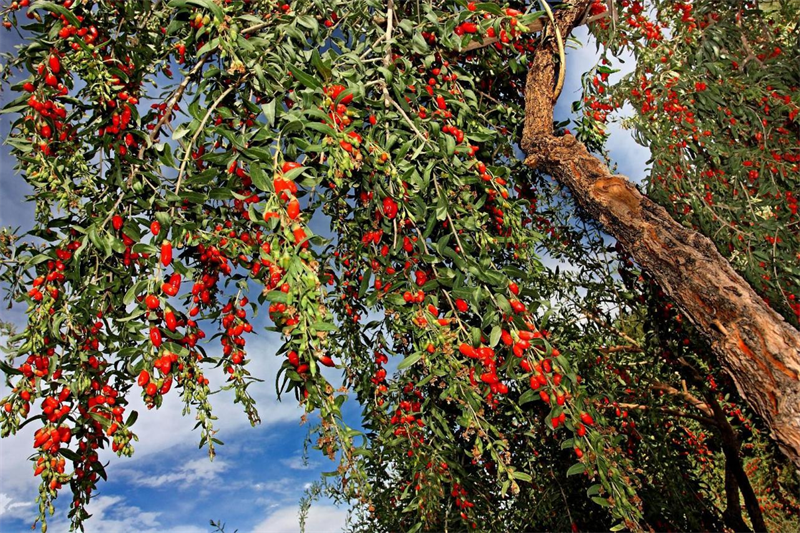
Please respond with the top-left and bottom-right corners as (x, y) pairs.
(0, 25), (649, 533)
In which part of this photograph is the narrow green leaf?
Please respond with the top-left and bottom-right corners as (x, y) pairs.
(289, 65), (321, 89)
(397, 352), (423, 370)
(567, 463), (586, 477)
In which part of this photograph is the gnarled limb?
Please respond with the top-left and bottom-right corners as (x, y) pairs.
(520, 0), (800, 467)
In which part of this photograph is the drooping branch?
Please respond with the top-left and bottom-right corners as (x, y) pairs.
(705, 390), (768, 532)
(520, 0), (800, 468)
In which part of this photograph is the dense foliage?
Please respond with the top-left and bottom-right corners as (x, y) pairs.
(0, 0), (797, 532)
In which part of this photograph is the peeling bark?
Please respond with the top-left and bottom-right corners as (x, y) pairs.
(521, 0), (800, 467)
(525, 132), (800, 467)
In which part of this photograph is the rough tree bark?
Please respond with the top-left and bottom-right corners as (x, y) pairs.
(521, 0), (800, 468)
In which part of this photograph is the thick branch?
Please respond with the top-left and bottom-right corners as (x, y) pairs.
(724, 463), (753, 533)
(525, 133), (800, 467)
(521, 0), (800, 467)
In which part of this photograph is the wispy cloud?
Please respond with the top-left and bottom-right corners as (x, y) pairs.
(117, 457), (230, 489)
(44, 495), (208, 533)
(249, 503), (347, 533)
(0, 492), (35, 521)
(280, 455), (320, 471)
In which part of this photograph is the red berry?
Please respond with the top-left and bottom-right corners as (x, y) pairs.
(325, 84), (352, 105)
(145, 294), (160, 309)
(149, 327), (162, 347)
(48, 55), (61, 74)
(281, 161), (302, 174)
(287, 198), (301, 220)
(160, 241), (172, 267)
(382, 197), (398, 219)
(165, 310), (177, 331)
(458, 343), (477, 358)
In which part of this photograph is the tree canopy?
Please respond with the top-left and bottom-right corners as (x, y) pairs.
(0, 0), (798, 532)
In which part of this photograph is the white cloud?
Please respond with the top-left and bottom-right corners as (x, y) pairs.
(43, 495), (208, 533)
(249, 504), (347, 533)
(252, 477), (299, 500)
(115, 334), (303, 463)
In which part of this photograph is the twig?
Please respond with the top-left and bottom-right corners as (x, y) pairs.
(583, 311), (641, 348)
(173, 84), (236, 197)
(651, 381), (713, 417)
(146, 55), (210, 147)
(603, 402), (717, 427)
(598, 344), (642, 354)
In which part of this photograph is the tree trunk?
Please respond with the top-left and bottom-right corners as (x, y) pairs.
(521, 0), (800, 467)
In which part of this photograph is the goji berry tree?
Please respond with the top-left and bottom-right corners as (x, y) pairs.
(0, 0), (798, 532)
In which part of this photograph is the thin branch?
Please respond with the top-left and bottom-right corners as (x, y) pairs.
(145, 55), (210, 147)
(651, 381), (713, 417)
(583, 311), (641, 348)
(598, 344), (642, 354)
(603, 402), (718, 427)
(538, 0), (567, 102)
(173, 84), (236, 197)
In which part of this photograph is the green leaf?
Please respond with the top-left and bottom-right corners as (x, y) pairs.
(125, 410), (139, 427)
(518, 389), (537, 405)
(172, 125), (191, 141)
(29, 1), (80, 26)
(512, 471), (532, 482)
(0, 359), (22, 375)
(250, 163), (270, 191)
(411, 32), (429, 54)
(310, 49), (331, 80)
(359, 269), (371, 297)
(445, 135), (456, 156)
(489, 326), (501, 347)
(181, 0), (224, 21)
(266, 290), (288, 303)
(397, 352), (423, 370)
(59, 448), (80, 461)
(567, 463), (586, 477)
(591, 496), (611, 508)
(476, 2), (504, 15)
(123, 280), (147, 306)
(288, 65), (321, 89)
(262, 99), (277, 126)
